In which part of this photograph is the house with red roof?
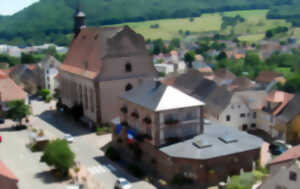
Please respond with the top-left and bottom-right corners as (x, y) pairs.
(0, 161), (18, 189)
(268, 145), (300, 175)
(0, 70), (28, 111)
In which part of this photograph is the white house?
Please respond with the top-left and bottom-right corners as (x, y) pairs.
(216, 90), (267, 131)
(154, 64), (175, 75)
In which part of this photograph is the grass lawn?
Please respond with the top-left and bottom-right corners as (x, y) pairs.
(114, 13), (222, 40)
(238, 34), (265, 42)
(112, 9), (291, 42)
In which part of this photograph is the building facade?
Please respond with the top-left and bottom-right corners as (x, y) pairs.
(111, 81), (263, 188)
(59, 11), (157, 125)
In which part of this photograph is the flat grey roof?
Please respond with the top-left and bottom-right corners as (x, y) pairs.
(159, 121), (263, 160)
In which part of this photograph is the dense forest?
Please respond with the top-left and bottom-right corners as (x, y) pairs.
(0, 0), (298, 46)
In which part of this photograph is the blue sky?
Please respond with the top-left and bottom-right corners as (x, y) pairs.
(0, 0), (39, 15)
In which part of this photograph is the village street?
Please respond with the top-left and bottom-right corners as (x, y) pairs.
(0, 100), (156, 189)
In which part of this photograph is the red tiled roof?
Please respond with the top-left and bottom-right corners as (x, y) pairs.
(0, 77), (27, 102)
(27, 64), (36, 71)
(266, 91), (294, 116)
(256, 71), (283, 83)
(0, 161), (18, 181)
(269, 145), (300, 165)
(61, 26), (123, 79)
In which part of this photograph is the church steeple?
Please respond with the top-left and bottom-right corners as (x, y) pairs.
(74, 0), (86, 38)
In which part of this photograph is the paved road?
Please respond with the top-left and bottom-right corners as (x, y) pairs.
(0, 100), (155, 189)
(0, 121), (66, 189)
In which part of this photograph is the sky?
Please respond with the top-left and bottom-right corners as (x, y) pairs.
(0, 0), (39, 15)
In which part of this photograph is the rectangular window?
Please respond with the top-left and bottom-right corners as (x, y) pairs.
(90, 88), (94, 113)
(185, 111), (196, 121)
(240, 113), (245, 118)
(253, 112), (257, 119)
(290, 171), (297, 181)
(226, 115), (231, 122)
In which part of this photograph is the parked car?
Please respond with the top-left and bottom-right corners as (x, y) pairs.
(64, 134), (74, 143)
(0, 136), (2, 143)
(269, 140), (289, 156)
(115, 178), (131, 189)
(0, 118), (5, 124)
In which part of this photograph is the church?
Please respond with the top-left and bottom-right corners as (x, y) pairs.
(59, 7), (158, 126)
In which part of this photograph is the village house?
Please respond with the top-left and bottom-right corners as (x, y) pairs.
(267, 145), (300, 175)
(111, 80), (263, 188)
(255, 71), (286, 90)
(228, 76), (256, 91)
(9, 64), (38, 94)
(0, 70), (28, 111)
(0, 161), (18, 189)
(34, 55), (61, 94)
(59, 9), (157, 125)
(171, 69), (233, 119)
(258, 91), (295, 139)
(216, 90), (267, 131)
(213, 68), (236, 86)
(260, 159), (300, 189)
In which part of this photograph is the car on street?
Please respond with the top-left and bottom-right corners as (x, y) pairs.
(115, 178), (131, 189)
(64, 134), (74, 143)
(269, 140), (290, 156)
(0, 118), (5, 124)
(0, 135), (2, 143)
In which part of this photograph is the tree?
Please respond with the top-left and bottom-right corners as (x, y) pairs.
(184, 51), (196, 68)
(45, 45), (57, 56)
(152, 39), (168, 55)
(21, 53), (36, 64)
(169, 38), (181, 49)
(41, 139), (75, 175)
(6, 100), (31, 126)
(39, 89), (51, 100)
(216, 51), (227, 61)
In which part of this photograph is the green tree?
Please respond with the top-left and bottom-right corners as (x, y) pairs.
(169, 38), (181, 49)
(21, 53), (35, 64)
(152, 39), (168, 55)
(216, 51), (227, 61)
(45, 45), (57, 56)
(39, 89), (51, 100)
(184, 51), (196, 68)
(41, 139), (75, 175)
(6, 100), (31, 126)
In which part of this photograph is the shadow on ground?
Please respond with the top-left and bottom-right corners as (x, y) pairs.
(37, 110), (92, 137)
(35, 169), (70, 184)
(248, 129), (274, 143)
(93, 155), (138, 182)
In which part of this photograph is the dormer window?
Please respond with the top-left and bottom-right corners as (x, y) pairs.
(125, 83), (133, 91)
(125, 63), (132, 72)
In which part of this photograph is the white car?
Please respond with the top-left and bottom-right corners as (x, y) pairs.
(64, 134), (74, 143)
(115, 178), (131, 189)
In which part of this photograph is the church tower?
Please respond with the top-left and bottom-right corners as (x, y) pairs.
(73, 1), (86, 38)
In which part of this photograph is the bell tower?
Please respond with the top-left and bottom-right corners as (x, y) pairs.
(73, 0), (86, 38)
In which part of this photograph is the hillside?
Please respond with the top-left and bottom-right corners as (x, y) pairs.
(116, 10), (291, 42)
(0, 0), (297, 46)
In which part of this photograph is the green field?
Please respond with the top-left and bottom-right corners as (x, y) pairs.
(114, 9), (291, 42)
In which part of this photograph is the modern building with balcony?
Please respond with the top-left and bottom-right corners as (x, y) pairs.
(111, 80), (263, 188)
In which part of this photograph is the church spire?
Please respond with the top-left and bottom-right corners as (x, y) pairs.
(73, 0), (86, 38)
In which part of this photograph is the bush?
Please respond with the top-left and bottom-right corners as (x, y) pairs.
(41, 139), (75, 175)
(45, 96), (52, 103)
(127, 163), (145, 178)
(105, 146), (121, 161)
(171, 174), (194, 185)
(39, 89), (51, 100)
